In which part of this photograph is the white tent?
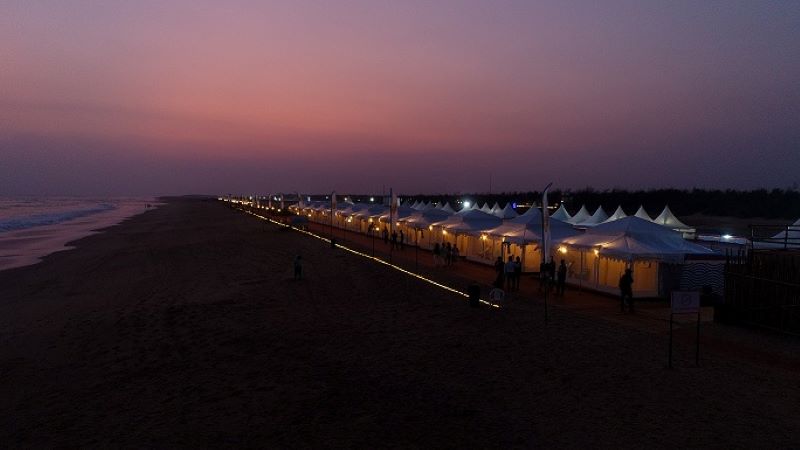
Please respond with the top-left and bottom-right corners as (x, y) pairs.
(753, 217), (800, 249)
(653, 205), (693, 232)
(560, 216), (717, 297)
(493, 203), (518, 219)
(446, 209), (502, 234)
(457, 202), (478, 214)
(551, 204), (572, 221)
(480, 210), (580, 271)
(562, 216), (714, 263)
(634, 206), (654, 222)
(439, 202), (456, 214)
(603, 206), (627, 223)
(568, 205), (591, 224)
(577, 206), (608, 227)
(480, 203), (494, 214)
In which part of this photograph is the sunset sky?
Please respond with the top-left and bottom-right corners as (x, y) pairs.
(2, 1), (799, 195)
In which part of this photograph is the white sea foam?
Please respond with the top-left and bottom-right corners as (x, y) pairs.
(0, 197), (159, 271)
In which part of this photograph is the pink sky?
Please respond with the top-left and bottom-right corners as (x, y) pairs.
(2, 1), (799, 195)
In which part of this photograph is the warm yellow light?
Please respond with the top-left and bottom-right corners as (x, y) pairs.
(593, 249), (599, 256)
(442, 230), (447, 235)
(558, 246), (567, 254)
(428, 225), (433, 231)
(368, 218), (373, 223)
(481, 235), (487, 240)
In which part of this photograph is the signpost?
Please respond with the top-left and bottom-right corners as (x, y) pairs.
(669, 291), (701, 369)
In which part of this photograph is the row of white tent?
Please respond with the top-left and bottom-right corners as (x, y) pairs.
(288, 199), (719, 297)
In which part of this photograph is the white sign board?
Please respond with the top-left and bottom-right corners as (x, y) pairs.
(671, 291), (700, 314)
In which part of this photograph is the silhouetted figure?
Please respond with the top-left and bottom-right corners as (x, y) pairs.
(399, 230), (405, 250)
(505, 256), (516, 291)
(433, 243), (441, 266)
(494, 256), (505, 288)
(293, 255), (303, 279)
(619, 268), (634, 313)
(452, 245), (460, 264)
(539, 261), (550, 292)
(557, 260), (567, 296)
(391, 230), (398, 249)
(445, 242), (452, 265)
(468, 282), (481, 308)
(514, 256), (522, 290)
(383, 226), (389, 244)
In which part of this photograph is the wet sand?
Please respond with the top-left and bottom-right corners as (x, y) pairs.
(1, 197), (798, 447)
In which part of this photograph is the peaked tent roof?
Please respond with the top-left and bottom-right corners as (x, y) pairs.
(485, 215), (580, 245)
(480, 203), (494, 214)
(653, 205), (692, 230)
(578, 206), (609, 226)
(551, 204), (572, 221)
(493, 203), (518, 219)
(562, 216), (715, 262)
(445, 209), (503, 234)
(457, 203), (478, 215)
(440, 202), (456, 214)
(403, 207), (453, 228)
(603, 206), (628, 223)
(567, 205), (591, 224)
(634, 206), (654, 221)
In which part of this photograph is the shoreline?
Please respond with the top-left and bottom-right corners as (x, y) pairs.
(0, 198), (160, 271)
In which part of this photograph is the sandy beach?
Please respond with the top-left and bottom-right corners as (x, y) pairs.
(1, 197), (798, 448)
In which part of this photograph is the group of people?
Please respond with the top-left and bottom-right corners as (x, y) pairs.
(382, 226), (405, 250)
(432, 242), (459, 266)
(494, 255), (522, 291)
(539, 257), (568, 296)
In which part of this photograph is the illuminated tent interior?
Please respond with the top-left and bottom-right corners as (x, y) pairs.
(559, 216), (717, 297)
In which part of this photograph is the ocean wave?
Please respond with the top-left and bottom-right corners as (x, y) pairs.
(0, 203), (116, 233)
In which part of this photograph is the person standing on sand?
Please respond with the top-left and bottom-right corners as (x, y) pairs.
(445, 242), (452, 266)
(391, 230), (398, 249)
(505, 256), (516, 291)
(539, 260), (549, 292)
(494, 256), (505, 288)
(433, 242), (441, 266)
(399, 230), (405, 250)
(452, 245), (459, 265)
(557, 260), (567, 296)
(514, 256), (522, 290)
(293, 255), (303, 280)
(383, 226), (389, 245)
(619, 268), (634, 313)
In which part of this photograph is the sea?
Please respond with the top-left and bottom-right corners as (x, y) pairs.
(0, 197), (158, 271)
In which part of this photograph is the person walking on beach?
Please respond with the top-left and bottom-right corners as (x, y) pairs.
(494, 256), (505, 288)
(513, 256), (522, 290)
(293, 255), (303, 280)
(619, 268), (634, 313)
(433, 242), (441, 266)
(505, 256), (516, 291)
(556, 259), (567, 296)
(391, 230), (398, 249)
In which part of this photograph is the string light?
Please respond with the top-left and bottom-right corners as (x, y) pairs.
(240, 208), (500, 308)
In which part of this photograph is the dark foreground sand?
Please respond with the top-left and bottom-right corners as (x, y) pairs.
(1, 198), (798, 448)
